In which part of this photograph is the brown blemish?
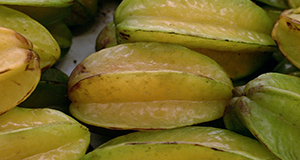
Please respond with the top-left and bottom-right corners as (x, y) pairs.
(286, 21), (300, 31)
(118, 32), (130, 40)
(0, 69), (11, 74)
(286, 22), (293, 29)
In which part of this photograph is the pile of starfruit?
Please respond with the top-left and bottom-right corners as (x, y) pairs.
(0, 0), (97, 159)
(1, 0), (300, 159)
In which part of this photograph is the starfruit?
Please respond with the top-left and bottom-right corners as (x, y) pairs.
(113, 0), (277, 80)
(0, 0), (74, 26)
(95, 21), (117, 51)
(68, 42), (233, 130)
(0, 27), (41, 115)
(223, 72), (300, 160)
(272, 7), (300, 70)
(81, 126), (278, 160)
(0, 107), (90, 160)
(0, 5), (61, 70)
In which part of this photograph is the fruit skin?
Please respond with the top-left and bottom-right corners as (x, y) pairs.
(113, 0), (277, 80)
(272, 7), (300, 70)
(46, 21), (73, 63)
(19, 68), (71, 114)
(95, 21), (117, 51)
(0, 5), (61, 70)
(81, 126), (279, 160)
(0, 27), (41, 115)
(0, 107), (90, 160)
(223, 72), (300, 160)
(68, 42), (233, 130)
(0, 0), (75, 26)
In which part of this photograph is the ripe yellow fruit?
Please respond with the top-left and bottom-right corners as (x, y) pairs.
(68, 42), (233, 130)
(0, 107), (90, 160)
(0, 27), (41, 114)
(114, 0), (277, 80)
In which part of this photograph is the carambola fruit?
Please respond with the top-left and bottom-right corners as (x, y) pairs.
(223, 72), (300, 159)
(67, 42), (233, 130)
(95, 21), (117, 51)
(0, 5), (61, 70)
(0, 27), (41, 115)
(0, 0), (74, 26)
(114, 0), (277, 80)
(272, 7), (300, 70)
(0, 107), (90, 160)
(81, 126), (278, 160)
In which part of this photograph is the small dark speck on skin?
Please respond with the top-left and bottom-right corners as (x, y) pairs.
(286, 22), (292, 29)
(73, 60), (77, 64)
(210, 147), (224, 152)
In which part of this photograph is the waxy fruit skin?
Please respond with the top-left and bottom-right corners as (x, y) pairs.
(113, 0), (277, 80)
(224, 72), (300, 160)
(0, 0), (74, 26)
(81, 126), (279, 160)
(0, 107), (91, 160)
(272, 7), (300, 70)
(0, 5), (61, 70)
(68, 42), (233, 130)
(0, 27), (41, 115)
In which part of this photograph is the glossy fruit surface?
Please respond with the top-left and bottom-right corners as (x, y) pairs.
(114, 0), (277, 79)
(0, 27), (41, 115)
(0, 5), (61, 70)
(82, 126), (278, 160)
(224, 72), (300, 160)
(68, 42), (233, 130)
(0, 107), (90, 160)
(272, 7), (300, 70)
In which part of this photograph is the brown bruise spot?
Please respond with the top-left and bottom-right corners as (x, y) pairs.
(71, 63), (89, 75)
(286, 22), (293, 30)
(286, 21), (300, 31)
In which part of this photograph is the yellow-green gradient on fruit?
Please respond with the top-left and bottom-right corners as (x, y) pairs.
(114, 0), (277, 79)
(81, 127), (279, 160)
(272, 7), (300, 70)
(68, 42), (233, 130)
(0, 107), (90, 160)
(0, 27), (41, 115)
(0, 5), (61, 70)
